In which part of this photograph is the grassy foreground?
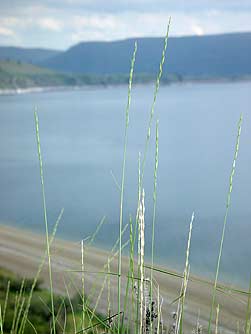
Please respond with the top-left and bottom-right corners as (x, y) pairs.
(0, 268), (103, 334)
(0, 224), (249, 334)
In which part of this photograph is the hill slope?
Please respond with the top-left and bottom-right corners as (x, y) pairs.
(0, 46), (61, 64)
(0, 60), (72, 89)
(0, 60), (142, 90)
(41, 32), (251, 79)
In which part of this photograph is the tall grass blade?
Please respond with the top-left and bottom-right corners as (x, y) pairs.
(208, 113), (243, 334)
(2, 280), (10, 327)
(11, 279), (25, 334)
(19, 208), (63, 334)
(11, 293), (18, 334)
(34, 110), (56, 334)
(14, 297), (25, 334)
(0, 305), (3, 334)
(118, 41), (137, 333)
(26, 319), (38, 334)
(88, 215), (106, 246)
(145, 263), (250, 296)
(64, 280), (77, 334)
(107, 260), (111, 332)
(76, 311), (123, 334)
(245, 276), (251, 334)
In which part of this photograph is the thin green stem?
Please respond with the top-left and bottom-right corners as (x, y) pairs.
(2, 280), (10, 327)
(0, 305), (3, 334)
(19, 208), (63, 334)
(34, 111), (56, 334)
(245, 275), (251, 334)
(88, 216), (106, 246)
(178, 213), (194, 334)
(64, 280), (77, 334)
(208, 114), (243, 334)
(118, 41), (137, 333)
(122, 215), (135, 332)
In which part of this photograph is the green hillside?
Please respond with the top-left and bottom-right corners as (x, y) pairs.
(0, 60), (73, 89)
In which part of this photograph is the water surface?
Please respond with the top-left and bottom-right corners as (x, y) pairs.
(0, 82), (251, 287)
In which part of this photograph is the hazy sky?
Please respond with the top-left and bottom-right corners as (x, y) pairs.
(0, 0), (250, 49)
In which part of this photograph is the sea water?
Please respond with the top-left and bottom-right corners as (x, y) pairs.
(0, 82), (250, 287)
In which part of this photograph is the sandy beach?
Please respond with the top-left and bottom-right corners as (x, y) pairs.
(0, 223), (247, 333)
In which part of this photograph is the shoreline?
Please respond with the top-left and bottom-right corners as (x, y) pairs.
(0, 77), (251, 96)
(0, 223), (247, 333)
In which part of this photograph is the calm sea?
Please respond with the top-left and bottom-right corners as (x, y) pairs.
(0, 82), (251, 287)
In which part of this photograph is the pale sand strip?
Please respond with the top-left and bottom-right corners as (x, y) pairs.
(0, 224), (247, 333)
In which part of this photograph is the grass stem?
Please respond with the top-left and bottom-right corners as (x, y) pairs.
(208, 114), (243, 334)
(118, 41), (137, 333)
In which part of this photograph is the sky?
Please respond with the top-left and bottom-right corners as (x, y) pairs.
(0, 0), (250, 50)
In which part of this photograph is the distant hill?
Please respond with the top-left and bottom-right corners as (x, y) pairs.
(41, 32), (251, 79)
(1, 32), (251, 90)
(0, 46), (61, 64)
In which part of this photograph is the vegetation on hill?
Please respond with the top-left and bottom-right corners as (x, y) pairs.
(0, 60), (73, 89)
(0, 60), (184, 90)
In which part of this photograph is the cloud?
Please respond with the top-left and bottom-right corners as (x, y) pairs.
(191, 24), (204, 36)
(73, 15), (116, 30)
(0, 1), (251, 49)
(0, 26), (16, 37)
(44, 0), (251, 13)
(1, 0), (251, 16)
(38, 18), (63, 31)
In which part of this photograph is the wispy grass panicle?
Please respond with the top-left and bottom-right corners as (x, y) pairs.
(141, 18), (171, 186)
(81, 240), (85, 329)
(176, 212), (194, 334)
(150, 120), (159, 334)
(208, 113), (243, 334)
(139, 189), (145, 333)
